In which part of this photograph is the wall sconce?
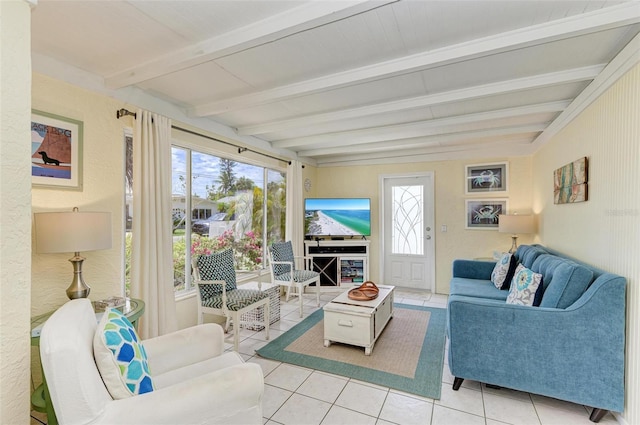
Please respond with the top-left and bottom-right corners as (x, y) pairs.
(34, 207), (112, 299)
(498, 214), (535, 254)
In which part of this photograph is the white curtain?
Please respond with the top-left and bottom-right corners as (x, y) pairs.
(131, 109), (177, 339)
(285, 160), (304, 258)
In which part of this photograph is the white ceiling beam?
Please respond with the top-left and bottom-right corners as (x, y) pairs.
(273, 100), (569, 149)
(316, 140), (536, 165)
(297, 125), (544, 157)
(533, 31), (640, 148)
(191, 3), (640, 117)
(105, 0), (397, 89)
(237, 65), (603, 136)
(312, 139), (537, 167)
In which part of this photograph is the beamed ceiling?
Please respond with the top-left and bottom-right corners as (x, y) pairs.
(31, 0), (640, 166)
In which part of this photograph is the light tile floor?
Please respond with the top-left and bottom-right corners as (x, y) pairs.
(30, 288), (619, 425)
(241, 288), (618, 425)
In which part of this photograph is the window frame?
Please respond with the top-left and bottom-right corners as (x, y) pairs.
(171, 139), (287, 295)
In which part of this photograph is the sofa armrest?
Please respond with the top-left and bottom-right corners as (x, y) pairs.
(452, 259), (495, 279)
(447, 277), (626, 412)
(97, 363), (264, 424)
(143, 323), (225, 375)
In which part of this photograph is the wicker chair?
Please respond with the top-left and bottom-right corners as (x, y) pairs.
(192, 249), (270, 351)
(268, 241), (320, 317)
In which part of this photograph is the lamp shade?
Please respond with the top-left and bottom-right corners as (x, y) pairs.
(498, 214), (535, 235)
(35, 210), (112, 254)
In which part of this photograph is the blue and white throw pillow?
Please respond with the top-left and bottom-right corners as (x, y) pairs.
(506, 264), (544, 306)
(491, 252), (517, 290)
(93, 308), (154, 399)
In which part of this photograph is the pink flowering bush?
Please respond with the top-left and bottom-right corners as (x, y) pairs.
(173, 231), (264, 289)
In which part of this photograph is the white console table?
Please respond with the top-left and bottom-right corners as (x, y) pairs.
(304, 239), (370, 292)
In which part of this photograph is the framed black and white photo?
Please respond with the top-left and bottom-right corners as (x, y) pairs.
(465, 199), (508, 230)
(465, 162), (508, 194)
(31, 110), (83, 190)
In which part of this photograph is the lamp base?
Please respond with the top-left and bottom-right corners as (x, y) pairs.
(508, 235), (519, 254)
(67, 253), (90, 299)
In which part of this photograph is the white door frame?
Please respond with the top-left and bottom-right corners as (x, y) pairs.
(378, 171), (435, 293)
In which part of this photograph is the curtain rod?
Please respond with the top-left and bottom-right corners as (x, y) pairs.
(116, 108), (292, 165)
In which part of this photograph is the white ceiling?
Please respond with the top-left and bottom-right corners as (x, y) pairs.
(31, 0), (640, 166)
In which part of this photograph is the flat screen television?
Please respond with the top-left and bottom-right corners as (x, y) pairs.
(304, 198), (371, 237)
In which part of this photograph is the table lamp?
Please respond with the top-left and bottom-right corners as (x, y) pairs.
(498, 214), (535, 254)
(34, 207), (112, 299)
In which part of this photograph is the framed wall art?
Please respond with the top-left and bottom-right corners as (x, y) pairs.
(465, 199), (508, 230)
(31, 110), (83, 190)
(465, 162), (508, 194)
(554, 157), (588, 204)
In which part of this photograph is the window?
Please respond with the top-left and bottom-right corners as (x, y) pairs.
(124, 132), (133, 297)
(171, 146), (286, 293)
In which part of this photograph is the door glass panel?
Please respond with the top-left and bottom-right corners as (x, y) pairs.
(391, 185), (423, 255)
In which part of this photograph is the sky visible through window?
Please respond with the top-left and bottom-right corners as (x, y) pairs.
(171, 147), (283, 197)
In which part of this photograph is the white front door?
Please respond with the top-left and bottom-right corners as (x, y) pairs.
(381, 173), (435, 291)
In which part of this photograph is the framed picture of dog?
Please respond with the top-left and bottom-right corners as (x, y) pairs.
(31, 110), (83, 190)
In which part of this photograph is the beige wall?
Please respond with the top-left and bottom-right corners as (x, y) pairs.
(311, 156), (534, 294)
(1, 1), (32, 422)
(532, 64), (640, 424)
(31, 73), (131, 316)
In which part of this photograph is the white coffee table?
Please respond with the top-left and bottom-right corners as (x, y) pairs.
(323, 285), (394, 355)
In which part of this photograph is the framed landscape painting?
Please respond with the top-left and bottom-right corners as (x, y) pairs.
(465, 199), (508, 230)
(31, 110), (83, 190)
(465, 162), (508, 194)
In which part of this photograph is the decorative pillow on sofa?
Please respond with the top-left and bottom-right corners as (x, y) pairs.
(491, 253), (517, 290)
(506, 264), (544, 306)
(93, 308), (154, 399)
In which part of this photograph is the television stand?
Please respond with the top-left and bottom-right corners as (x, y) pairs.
(304, 240), (370, 292)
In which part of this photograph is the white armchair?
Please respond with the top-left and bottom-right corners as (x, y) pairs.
(39, 298), (264, 425)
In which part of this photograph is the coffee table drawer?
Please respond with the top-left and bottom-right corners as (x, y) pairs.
(324, 308), (373, 346)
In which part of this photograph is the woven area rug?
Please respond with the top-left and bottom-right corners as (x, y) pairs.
(256, 303), (446, 399)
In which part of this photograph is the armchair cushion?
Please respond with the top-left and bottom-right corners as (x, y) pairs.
(270, 241), (295, 276)
(93, 308), (154, 399)
(196, 249), (237, 294)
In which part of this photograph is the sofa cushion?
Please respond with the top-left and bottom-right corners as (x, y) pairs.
(450, 277), (509, 301)
(532, 254), (594, 309)
(515, 244), (547, 269)
(94, 308), (154, 399)
(506, 264), (544, 306)
(491, 252), (517, 290)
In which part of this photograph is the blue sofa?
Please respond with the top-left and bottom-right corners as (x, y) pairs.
(447, 244), (626, 422)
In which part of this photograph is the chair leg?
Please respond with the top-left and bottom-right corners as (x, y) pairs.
(298, 284), (304, 317)
(224, 316), (231, 333)
(232, 312), (239, 352)
(285, 286), (290, 302)
(315, 283), (320, 306)
(264, 302), (270, 341)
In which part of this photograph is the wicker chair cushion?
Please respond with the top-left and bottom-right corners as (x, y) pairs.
(196, 249), (237, 295)
(277, 270), (319, 283)
(201, 289), (268, 311)
(270, 241), (295, 276)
